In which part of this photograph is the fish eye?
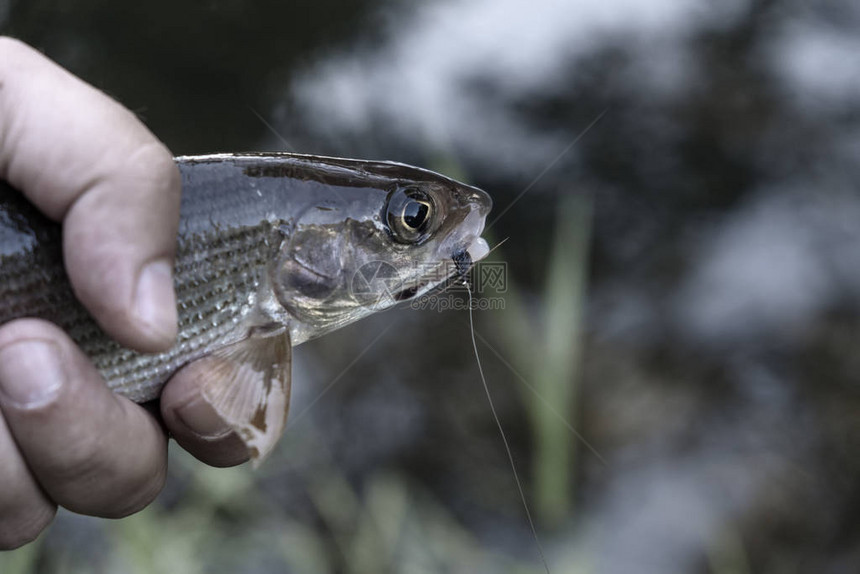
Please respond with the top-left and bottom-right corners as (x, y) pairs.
(386, 187), (436, 243)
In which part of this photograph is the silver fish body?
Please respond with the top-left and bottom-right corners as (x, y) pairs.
(0, 153), (492, 460)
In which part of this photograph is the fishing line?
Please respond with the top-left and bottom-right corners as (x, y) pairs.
(485, 107), (608, 232)
(487, 236), (510, 256)
(465, 282), (551, 574)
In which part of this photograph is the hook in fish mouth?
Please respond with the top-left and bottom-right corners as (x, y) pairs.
(455, 234), (490, 277)
(391, 237), (488, 303)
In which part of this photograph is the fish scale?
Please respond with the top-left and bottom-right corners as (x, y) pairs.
(99, 226), (277, 401)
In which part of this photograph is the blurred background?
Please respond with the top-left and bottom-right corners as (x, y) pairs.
(3, 0), (860, 572)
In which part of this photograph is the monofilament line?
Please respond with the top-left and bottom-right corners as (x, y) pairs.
(466, 283), (551, 574)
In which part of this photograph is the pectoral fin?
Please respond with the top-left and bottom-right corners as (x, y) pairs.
(199, 328), (292, 467)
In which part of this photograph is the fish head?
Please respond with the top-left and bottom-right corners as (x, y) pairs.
(270, 159), (492, 342)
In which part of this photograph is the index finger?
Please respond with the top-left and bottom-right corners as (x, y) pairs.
(0, 37), (180, 352)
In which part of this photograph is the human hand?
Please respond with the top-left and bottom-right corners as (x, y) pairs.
(0, 37), (249, 550)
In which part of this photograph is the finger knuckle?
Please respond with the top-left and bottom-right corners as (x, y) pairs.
(130, 141), (181, 199)
(47, 434), (166, 518)
(42, 431), (109, 486)
(0, 36), (31, 62)
(0, 37), (41, 96)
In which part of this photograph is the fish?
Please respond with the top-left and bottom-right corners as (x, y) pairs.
(0, 152), (492, 463)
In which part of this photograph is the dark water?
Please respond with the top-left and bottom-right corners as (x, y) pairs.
(4, 1), (860, 573)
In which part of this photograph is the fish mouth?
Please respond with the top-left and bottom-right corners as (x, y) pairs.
(392, 236), (489, 303)
(472, 191), (493, 217)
